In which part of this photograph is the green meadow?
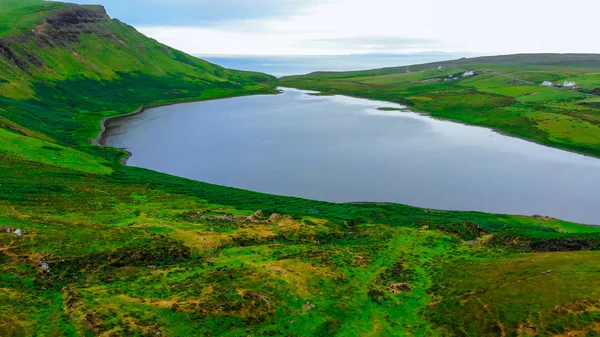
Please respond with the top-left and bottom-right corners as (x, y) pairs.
(1, 1), (600, 336)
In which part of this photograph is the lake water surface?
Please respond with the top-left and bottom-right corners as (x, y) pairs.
(104, 88), (600, 225)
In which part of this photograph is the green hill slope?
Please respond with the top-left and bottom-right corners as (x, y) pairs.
(0, 0), (275, 145)
(2, 2), (600, 336)
(282, 54), (600, 158)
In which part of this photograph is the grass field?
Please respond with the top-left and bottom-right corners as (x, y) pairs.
(281, 54), (600, 158)
(1, 1), (600, 336)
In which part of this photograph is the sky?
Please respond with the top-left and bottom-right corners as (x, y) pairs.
(69, 0), (599, 56)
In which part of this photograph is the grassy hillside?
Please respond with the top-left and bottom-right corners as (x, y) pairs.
(281, 54), (600, 158)
(0, 0), (275, 146)
(2, 1), (600, 336)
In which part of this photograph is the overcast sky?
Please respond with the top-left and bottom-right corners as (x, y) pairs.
(70, 0), (598, 56)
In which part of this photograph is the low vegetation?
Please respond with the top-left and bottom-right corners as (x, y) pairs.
(1, 1), (600, 336)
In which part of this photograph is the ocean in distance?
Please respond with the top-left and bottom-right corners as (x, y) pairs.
(201, 53), (472, 77)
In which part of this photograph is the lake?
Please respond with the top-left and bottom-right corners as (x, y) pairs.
(103, 88), (600, 225)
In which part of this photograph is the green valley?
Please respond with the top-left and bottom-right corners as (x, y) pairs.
(1, 1), (600, 336)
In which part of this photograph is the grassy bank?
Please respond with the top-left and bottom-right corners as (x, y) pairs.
(2, 1), (600, 336)
(281, 54), (600, 158)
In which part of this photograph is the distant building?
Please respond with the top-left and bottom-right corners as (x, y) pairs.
(541, 81), (553, 87)
(563, 81), (576, 87)
(463, 71), (475, 77)
(438, 66), (443, 70)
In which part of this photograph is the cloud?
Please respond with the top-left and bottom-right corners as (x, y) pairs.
(304, 36), (443, 53)
(73, 0), (600, 55)
(137, 26), (445, 55)
(69, 0), (319, 26)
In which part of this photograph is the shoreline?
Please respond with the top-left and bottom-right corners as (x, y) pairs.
(93, 102), (189, 165)
(93, 85), (600, 163)
(93, 86), (600, 165)
(88, 87), (600, 226)
(304, 89), (600, 160)
(91, 88), (283, 163)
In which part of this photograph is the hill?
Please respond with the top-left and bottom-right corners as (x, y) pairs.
(282, 53), (600, 158)
(0, 0), (275, 146)
(2, 2), (600, 336)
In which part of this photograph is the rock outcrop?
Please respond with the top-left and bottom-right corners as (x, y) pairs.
(0, 4), (114, 70)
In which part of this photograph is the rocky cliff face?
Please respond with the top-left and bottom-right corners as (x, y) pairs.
(0, 39), (35, 70)
(37, 5), (111, 45)
(0, 4), (112, 70)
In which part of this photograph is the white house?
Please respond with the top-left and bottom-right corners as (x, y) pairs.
(563, 81), (576, 87)
(463, 71), (475, 77)
(541, 81), (553, 87)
